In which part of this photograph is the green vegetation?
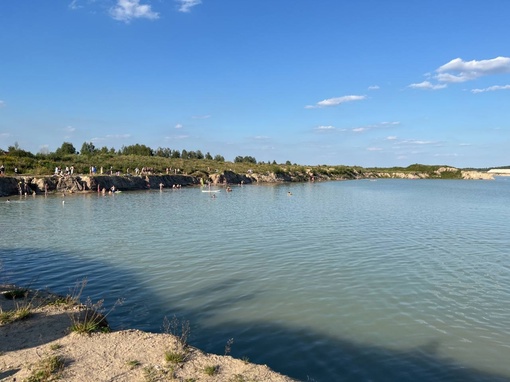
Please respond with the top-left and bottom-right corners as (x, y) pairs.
(164, 350), (186, 364)
(204, 365), (219, 376)
(126, 359), (141, 369)
(0, 303), (32, 324)
(25, 355), (66, 382)
(1, 141), (490, 181)
(3, 287), (29, 300)
(67, 279), (122, 334)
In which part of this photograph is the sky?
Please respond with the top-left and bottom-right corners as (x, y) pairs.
(1, 0), (509, 168)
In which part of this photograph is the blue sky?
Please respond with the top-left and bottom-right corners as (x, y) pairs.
(1, 0), (509, 168)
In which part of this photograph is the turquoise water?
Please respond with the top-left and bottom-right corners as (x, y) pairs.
(1, 179), (510, 381)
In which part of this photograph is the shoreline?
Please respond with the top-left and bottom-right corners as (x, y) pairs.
(0, 284), (297, 381)
(0, 167), (496, 197)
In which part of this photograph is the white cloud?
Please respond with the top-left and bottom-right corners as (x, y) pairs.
(368, 85), (380, 90)
(68, 0), (81, 10)
(64, 126), (76, 132)
(177, 0), (202, 13)
(0, 100), (5, 108)
(386, 136), (398, 140)
(351, 121), (400, 133)
(315, 125), (336, 131)
(253, 135), (270, 140)
(175, 123), (183, 129)
(110, 0), (159, 22)
(400, 139), (436, 145)
(408, 81), (447, 90)
(305, 95), (366, 109)
(192, 114), (211, 119)
(367, 147), (382, 151)
(165, 134), (189, 140)
(435, 56), (510, 83)
(471, 84), (510, 94)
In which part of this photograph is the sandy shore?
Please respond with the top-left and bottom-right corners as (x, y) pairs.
(0, 286), (296, 382)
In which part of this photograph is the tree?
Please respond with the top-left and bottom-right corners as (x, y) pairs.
(213, 154), (225, 162)
(121, 144), (153, 156)
(205, 152), (213, 160)
(80, 142), (96, 156)
(235, 156), (257, 164)
(55, 142), (76, 156)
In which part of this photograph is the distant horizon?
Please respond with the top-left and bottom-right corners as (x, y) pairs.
(1, 1), (509, 168)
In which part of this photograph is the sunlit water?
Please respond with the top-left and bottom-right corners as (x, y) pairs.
(1, 179), (510, 381)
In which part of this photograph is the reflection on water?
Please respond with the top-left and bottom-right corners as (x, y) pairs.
(1, 180), (510, 381)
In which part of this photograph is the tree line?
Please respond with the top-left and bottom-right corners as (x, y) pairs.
(1, 141), (265, 165)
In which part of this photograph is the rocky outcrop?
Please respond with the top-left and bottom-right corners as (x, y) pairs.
(209, 171), (254, 185)
(0, 174), (200, 197)
(0, 168), (496, 197)
(461, 171), (495, 180)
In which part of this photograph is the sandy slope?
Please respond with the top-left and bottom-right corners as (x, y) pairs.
(0, 286), (296, 382)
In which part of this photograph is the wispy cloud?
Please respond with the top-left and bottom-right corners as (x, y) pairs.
(386, 136), (398, 141)
(192, 114), (211, 119)
(471, 84), (510, 94)
(175, 123), (183, 129)
(367, 147), (382, 151)
(315, 125), (336, 131)
(399, 139), (436, 145)
(351, 121), (400, 133)
(177, 0), (202, 13)
(408, 81), (447, 90)
(64, 126), (76, 132)
(435, 56), (510, 83)
(305, 95), (366, 109)
(165, 134), (189, 140)
(68, 0), (81, 10)
(368, 85), (380, 90)
(0, 100), (5, 108)
(110, 0), (159, 22)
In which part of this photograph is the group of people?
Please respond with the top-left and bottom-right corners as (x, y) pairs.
(54, 166), (74, 176)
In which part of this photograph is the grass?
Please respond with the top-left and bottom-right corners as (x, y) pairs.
(67, 279), (123, 334)
(25, 355), (66, 382)
(49, 343), (63, 351)
(162, 314), (191, 366)
(3, 287), (29, 300)
(204, 365), (219, 376)
(164, 350), (186, 364)
(0, 302), (32, 324)
(162, 314), (191, 348)
(126, 359), (141, 369)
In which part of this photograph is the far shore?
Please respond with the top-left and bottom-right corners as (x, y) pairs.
(0, 167), (497, 198)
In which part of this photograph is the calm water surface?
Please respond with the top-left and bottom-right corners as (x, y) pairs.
(1, 179), (510, 381)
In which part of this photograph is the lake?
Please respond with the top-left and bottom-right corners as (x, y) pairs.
(1, 179), (509, 381)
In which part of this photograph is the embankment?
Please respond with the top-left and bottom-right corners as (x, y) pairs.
(0, 167), (494, 197)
